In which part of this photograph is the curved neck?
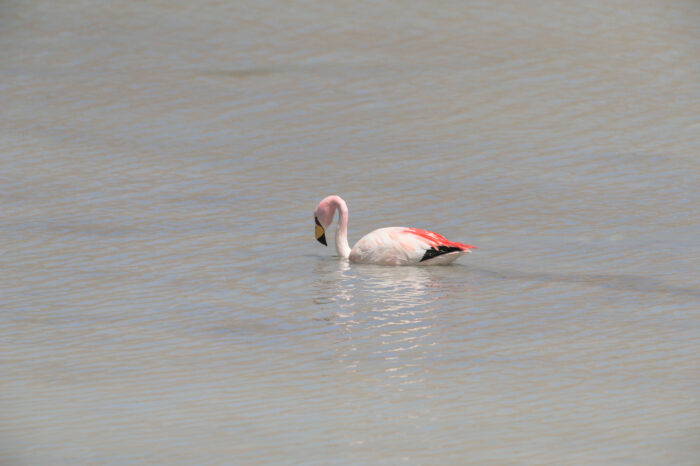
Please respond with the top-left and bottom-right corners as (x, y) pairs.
(332, 197), (351, 259)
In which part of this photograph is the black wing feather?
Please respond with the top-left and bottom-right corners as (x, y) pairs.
(420, 245), (462, 262)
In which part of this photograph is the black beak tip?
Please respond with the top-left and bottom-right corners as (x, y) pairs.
(317, 234), (327, 246)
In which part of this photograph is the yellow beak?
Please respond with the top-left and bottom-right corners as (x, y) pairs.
(314, 217), (327, 246)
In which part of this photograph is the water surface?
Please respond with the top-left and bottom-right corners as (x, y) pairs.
(1, 0), (699, 463)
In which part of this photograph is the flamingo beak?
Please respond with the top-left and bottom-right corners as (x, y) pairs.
(314, 217), (327, 246)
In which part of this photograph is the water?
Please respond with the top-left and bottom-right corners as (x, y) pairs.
(2, 0), (699, 463)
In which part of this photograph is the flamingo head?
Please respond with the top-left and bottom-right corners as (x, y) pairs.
(313, 196), (336, 246)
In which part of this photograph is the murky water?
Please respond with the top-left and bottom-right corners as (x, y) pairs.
(2, 0), (699, 463)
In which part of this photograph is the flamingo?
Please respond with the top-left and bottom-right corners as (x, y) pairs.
(313, 195), (476, 265)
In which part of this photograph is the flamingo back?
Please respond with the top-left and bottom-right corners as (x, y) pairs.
(349, 227), (475, 266)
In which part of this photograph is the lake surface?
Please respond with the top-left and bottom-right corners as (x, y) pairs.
(1, 0), (699, 463)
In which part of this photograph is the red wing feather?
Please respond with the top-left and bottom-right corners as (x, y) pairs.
(404, 228), (477, 251)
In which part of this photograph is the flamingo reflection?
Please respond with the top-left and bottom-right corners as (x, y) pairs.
(313, 260), (457, 390)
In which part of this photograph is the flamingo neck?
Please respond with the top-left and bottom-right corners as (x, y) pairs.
(332, 197), (351, 259)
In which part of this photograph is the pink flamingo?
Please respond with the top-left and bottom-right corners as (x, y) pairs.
(314, 195), (476, 265)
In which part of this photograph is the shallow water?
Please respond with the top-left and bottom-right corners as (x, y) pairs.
(1, 0), (699, 463)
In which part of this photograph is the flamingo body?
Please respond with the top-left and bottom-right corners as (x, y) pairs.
(314, 195), (476, 266)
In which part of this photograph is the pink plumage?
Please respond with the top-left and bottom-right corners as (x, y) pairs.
(313, 195), (476, 266)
